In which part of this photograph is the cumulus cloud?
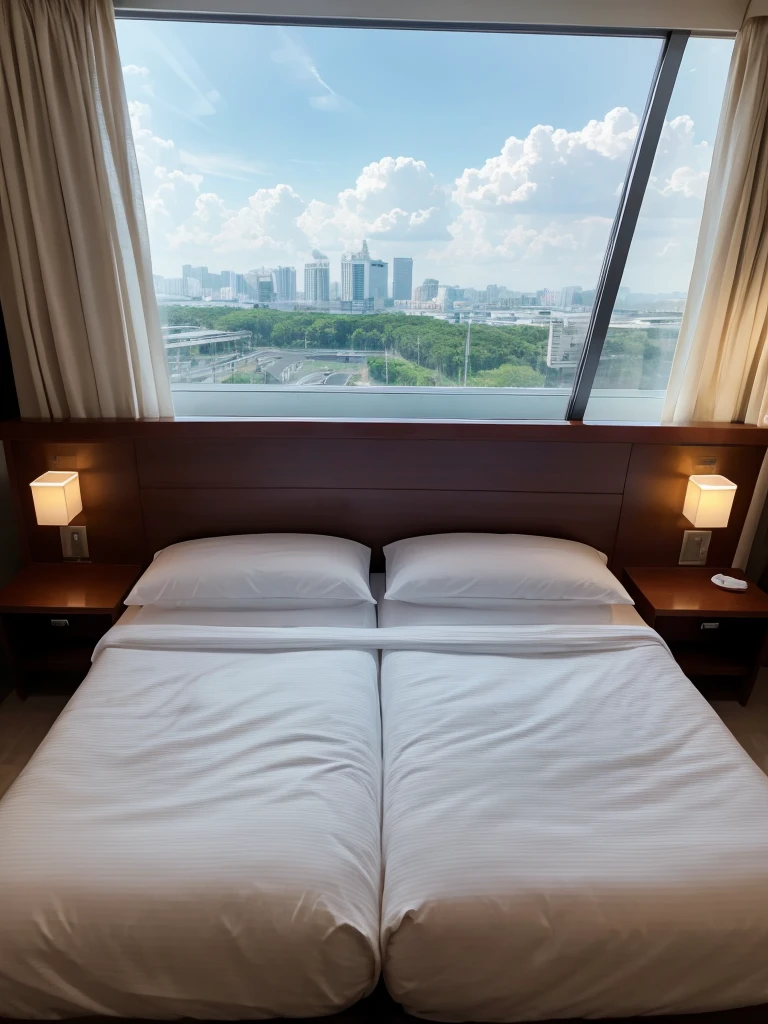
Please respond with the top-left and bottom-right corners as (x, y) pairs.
(297, 156), (451, 247)
(212, 184), (307, 255)
(122, 64), (150, 78)
(435, 106), (714, 283)
(127, 81), (715, 288)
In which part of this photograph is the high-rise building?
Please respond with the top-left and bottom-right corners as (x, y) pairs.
(256, 272), (275, 303)
(414, 278), (439, 302)
(155, 276), (186, 297)
(330, 280), (340, 301)
(274, 266), (297, 301)
(436, 285), (457, 311)
(341, 240), (371, 301)
(304, 257), (330, 303)
(370, 260), (388, 305)
(486, 284), (500, 303)
(560, 285), (581, 308)
(184, 277), (203, 298)
(392, 258), (413, 301)
(220, 270), (246, 300)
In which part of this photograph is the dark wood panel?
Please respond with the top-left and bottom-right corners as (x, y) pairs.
(3, 418), (768, 445)
(612, 445), (766, 574)
(136, 439), (631, 493)
(0, 563), (141, 614)
(8, 440), (147, 565)
(141, 489), (623, 569)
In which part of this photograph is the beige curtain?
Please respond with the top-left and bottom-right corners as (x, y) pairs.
(0, 0), (172, 419)
(662, 16), (768, 426)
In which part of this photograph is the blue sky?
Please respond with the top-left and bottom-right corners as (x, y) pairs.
(116, 20), (733, 293)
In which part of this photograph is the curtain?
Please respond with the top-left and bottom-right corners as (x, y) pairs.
(662, 16), (768, 426)
(0, 0), (173, 419)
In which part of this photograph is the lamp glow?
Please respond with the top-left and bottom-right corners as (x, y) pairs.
(29, 471), (82, 526)
(683, 474), (736, 529)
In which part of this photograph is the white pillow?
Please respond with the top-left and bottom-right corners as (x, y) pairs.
(126, 534), (375, 609)
(384, 533), (632, 607)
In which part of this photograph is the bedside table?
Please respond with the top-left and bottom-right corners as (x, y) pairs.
(624, 567), (768, 706)
(0, 563), (141, 699)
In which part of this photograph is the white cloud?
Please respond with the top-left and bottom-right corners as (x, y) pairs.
(298, 156), (450, 247)
(122, 64), (150, 78)
(271, 32), (355, 113)
(178, 150), (266, 182)
(128, 88), (716, 289)
(143, 27), (220, 119)
(433, 106), (715, 286)
(212, 184), (308, 255)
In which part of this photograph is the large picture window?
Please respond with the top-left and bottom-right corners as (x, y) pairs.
(115, 18), (732, 420)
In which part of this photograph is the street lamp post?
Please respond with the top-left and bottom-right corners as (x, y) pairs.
(463, 317), (472, 386)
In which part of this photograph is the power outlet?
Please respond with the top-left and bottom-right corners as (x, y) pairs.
(60, 525), (89, 560)
(679, 529), (712, 566)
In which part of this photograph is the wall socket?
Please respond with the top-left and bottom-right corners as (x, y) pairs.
(679, 529), (712, 566)
(60, 526), (89, 560)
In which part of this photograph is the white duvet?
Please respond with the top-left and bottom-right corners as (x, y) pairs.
(380, 624), (768, 1022)
(0, 626), (382, 1020)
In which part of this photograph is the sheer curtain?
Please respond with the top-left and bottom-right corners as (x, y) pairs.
(0, 0), (172, 419)
(662, 16), (768, 427)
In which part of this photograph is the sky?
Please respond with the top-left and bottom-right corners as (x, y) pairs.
(115, 21), (733, 294)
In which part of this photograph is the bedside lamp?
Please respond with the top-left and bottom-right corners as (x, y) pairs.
(30, 472), (88, 559)
(30, 472), (82, 525)
(679, 474), (736, 566)
(683, 475), (737, 529)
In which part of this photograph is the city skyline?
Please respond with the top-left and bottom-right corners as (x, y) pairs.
(153, 254), (688, 310)
(117, 22), (733, 294)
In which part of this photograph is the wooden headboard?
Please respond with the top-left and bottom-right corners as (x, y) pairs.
(2, 420), (766, 573)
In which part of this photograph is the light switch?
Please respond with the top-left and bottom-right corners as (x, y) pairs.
(679, 529), (711, 566)
(60, 525), (89, 560)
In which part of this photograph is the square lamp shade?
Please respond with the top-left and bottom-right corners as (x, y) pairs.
(683, 474), (737, 529)
(30, 471), (82, 526)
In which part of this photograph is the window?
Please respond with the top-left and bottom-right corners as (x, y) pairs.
(584, 36), (734, 422)
(115, 19), (732, 420)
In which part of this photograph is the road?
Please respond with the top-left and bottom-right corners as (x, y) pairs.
(294, 371), (354, 385)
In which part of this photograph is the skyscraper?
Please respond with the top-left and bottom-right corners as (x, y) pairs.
(370, 260), (388, 305)
(256, 271), (275, 303)
(304, 252), (330, 303)
(392, 258), (413, 300)
(414, 278), (439, 302)
(274, 266), (297, 301)
(341, 240), (371, 301)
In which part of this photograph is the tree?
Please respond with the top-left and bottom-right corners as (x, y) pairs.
(467, 364), (546, 387)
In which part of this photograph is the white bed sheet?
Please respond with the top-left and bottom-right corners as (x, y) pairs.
(378, 597), (643, 627)
(380, 623), (768, 1021)
(0, 625), (382, 1020)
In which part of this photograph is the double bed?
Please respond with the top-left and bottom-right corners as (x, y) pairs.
(3, 532), (768, 1022)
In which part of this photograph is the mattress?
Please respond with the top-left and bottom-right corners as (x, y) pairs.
(379, 623), (768, 1021)
(0, 624), (382, 1019)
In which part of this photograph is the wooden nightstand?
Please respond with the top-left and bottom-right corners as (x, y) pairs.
(624, 567), (768, 706)
(0, 563), (141, 699)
